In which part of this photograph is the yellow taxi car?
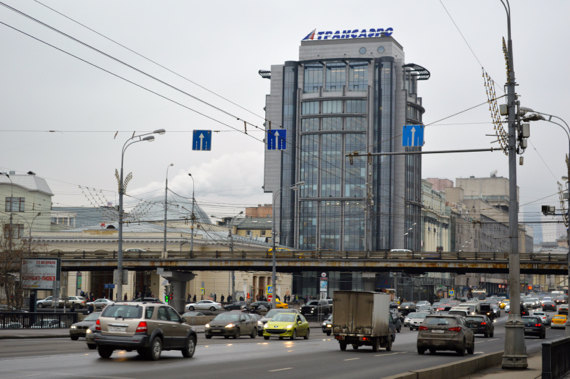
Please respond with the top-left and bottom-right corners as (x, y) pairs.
(551, 314), (567, 329)
(499, 299), (510, 309)
(263, 312), (310, 340)
(275, 298), (288, 309)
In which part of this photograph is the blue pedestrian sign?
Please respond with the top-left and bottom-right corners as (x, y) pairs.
(192, 130), (212, 151)
(267, 129), (286, 150)
(402, 125), (424, 147)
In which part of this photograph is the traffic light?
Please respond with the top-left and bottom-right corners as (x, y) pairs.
(542, 205), (556, 216)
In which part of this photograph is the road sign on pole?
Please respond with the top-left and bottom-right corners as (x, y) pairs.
(192, 130), (212, 151)
(402, 125), (424, 147)
(267, 285), (273, 294)
(267, 129), (286, 150)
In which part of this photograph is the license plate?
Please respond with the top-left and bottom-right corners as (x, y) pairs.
(109, 326), (126, 333)
(432, 330), (444, 334)
(212, 329), (222, 333)
(524, 328), (532, 332)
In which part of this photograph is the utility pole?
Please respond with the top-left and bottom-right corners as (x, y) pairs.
(501, 0), (527, 369)
(188, 173), (195, 257)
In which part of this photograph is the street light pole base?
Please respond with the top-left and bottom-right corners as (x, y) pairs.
(502, 317), (527, 369)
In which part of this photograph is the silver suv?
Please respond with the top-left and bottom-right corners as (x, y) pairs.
(94, 302), (197, 360)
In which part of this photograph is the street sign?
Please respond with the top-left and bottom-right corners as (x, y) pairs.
(267, 285), (273, 294)
(192, 130), (212, 151)
(104, 283), (115, 289)
(320, 278), (328, 292)
(321, 272), (327, 278)
(267, 294), (273, 301)
(267, 129), (286, 150)
(448, 289), (455, 297)
(402, 125), (424, 147)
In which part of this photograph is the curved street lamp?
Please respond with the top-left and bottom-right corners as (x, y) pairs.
(116, 129), (165, 301)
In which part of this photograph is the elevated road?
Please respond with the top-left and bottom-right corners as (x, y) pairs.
(36, 249), (568, 274)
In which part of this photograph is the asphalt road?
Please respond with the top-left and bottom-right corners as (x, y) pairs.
(0, 315), (564, 379)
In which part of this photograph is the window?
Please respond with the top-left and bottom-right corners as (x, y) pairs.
(345, 117), (366, 131)
(322, 100), (342, 114)
(3, 224), (24, 239)
(166, 307), (181, 322)
(325, 62), (346, 91)
(301, 118), (319, 132)
(5, 197), (25, 212)
(145, 306), (155, 319)
(346, 100), (366, 114)
(158, 307), (169, 321)
(322, 117), (342, 131)
(303, 64), (323, 93)
(348, 62), (368, 91)
(301, 102), (319, 115)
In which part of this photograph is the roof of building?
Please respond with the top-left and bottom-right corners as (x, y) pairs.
(0, 172), (53, 196)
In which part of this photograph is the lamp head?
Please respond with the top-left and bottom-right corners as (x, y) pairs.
(142, 136), (155, 142)
(522, 113), (545, 122)
(153, 129), (166, 135)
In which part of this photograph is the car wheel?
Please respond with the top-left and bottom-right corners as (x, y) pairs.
(467, 343), (474, 355)
(386, 337), (392, 352)
(352, 344), (359, 350)
(304, 328), (310, 340)
(264, 336), (269, 340)
(429, 348), (436, 354)
(340, 341), (347, 351)
(87, 344), (96, 350)
(410, 327), (414, 331)
(541, 331), (546, 339)
(210, 307), (216, 311)
(206, 334), (212, 339)
(484, 331), (489, 338)
(234, 328), (240, 339)
(490, 331), (494, 338)
(70, 335), (79, 341)
(181, 336), (196, 358)
(457, 340), (466, 356)
(250, 328), (256, 339)
(397, 327), (401, 333)
(98, 346), (113, 359)
(372, 338), (379, 352)
(148, 337), (162, 361)
(417, 347), (426, 355)
(189, 306), (195, 311)
(326, 331), (331, 336)
(224, 336), (229, 339)
(290, 330), (296, 340)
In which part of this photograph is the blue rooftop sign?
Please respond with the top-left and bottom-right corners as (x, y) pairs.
(303, 28), (393, 41)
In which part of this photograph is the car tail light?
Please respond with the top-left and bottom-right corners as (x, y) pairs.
(535, 323), (542, 327)
(480, 322), (487, 325)
(448, 326), (461, 332)
(135, 321), (148, 333)
(418, 326), (428, 331)
(95, 319), (100, 331)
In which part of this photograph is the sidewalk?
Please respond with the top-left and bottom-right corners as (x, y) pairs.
(461, 353), (542, 379)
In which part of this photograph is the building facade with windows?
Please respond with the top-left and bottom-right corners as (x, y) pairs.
(262, 32), (428, 254)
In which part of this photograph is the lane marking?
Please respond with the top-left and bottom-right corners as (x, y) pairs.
(375, 352), (401, 357)
(268, 367), (293, 373)
(344, 357), (360, 361)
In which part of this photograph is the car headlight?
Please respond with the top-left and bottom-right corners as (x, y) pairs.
(258, 321), (263, 327)
(70, 325), (77, 329)
(326, 324), (332, 328)
(205, 324), (210, 329)
(286, 324), (294, 329)
(264, 324), (269, 329)
(225, 323), (235, 329)
(86, 328), (92, 334)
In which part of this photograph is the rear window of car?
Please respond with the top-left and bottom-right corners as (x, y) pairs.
(102, 305), (143, 319)
(465, 316), (484, 322)
(424, 317), (456, 326)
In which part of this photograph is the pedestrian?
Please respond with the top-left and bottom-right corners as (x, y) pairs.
(213, 293), (217, 302)
(221, 294), (225, 303)
(193, 294), (197, 302)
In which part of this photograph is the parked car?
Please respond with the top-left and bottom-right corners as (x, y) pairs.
(531, 311), (551, 326)
(263, 312), (310, 340)
(551, 314), (567, 329)
(464, 315), (494, 338)
(205, 311), (257, 339)
(36, 296), (62, 308)
(301, 300), (332, 317)
(94, 302), (197, 360)
(322, 314), (333, 336)
(417, 314), (475, 356)
(86, 298), (114, 311)
(522, 316), (546, 339)
(63, 296), (87, 309)
(256, 308), (300, 336)
(69, 312), (100, 340)
(185, 300), (222, 312)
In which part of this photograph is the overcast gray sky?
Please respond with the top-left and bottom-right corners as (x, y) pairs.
(0, 0), (568, 237)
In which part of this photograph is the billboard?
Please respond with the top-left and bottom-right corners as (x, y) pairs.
(21, 258), (60, 290)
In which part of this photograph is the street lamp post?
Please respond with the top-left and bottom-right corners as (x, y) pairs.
(0, 172), (14, 263)
(163, 163), (174, 256)
(228, 211), (243, 301)
(188, 173), (195, 257)
(116, 129), (165, 302)
(522, 111), (570, 334)
(500, 0), (527, 369)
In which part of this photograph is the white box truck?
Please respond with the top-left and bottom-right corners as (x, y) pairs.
(333, 291), (395, 352)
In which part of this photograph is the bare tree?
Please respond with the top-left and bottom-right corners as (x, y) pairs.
(0, 234), (25, 309)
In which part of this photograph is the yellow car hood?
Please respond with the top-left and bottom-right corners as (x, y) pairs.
(266, 321), (295, 329)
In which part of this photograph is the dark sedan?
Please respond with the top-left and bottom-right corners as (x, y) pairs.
(224, 301), (247, 311)
(205, 311), (257, 339)
(522, 316), (546, 339)
(464, 315), (494, 338)
(542, 301), (557, 312)
(69, 312), (101, 340)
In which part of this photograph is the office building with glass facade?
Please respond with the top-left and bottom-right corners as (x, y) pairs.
(261, 33), (428, 295)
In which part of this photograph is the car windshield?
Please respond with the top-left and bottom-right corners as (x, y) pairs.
(306, 301), (319, 306)
(213, 313), (239, 322)
(83, 312), (101, 321)
(272, 313), (296, 322)
(408, 312), (428, 318)
(101, 305), (142, 319)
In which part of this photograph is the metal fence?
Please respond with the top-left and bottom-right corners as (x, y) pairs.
(542, 337), (570, 379)
(0, 312), (78, 329)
